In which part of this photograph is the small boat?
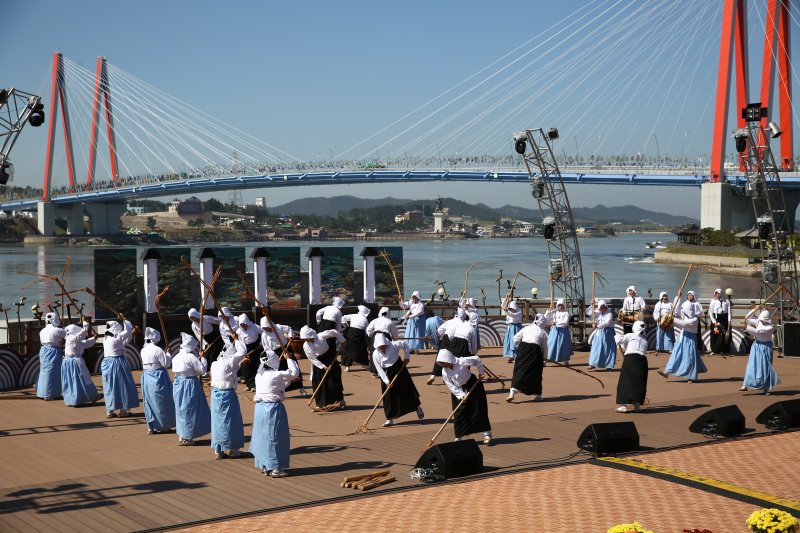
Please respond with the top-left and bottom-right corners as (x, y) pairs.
(645, 241), (665, 249)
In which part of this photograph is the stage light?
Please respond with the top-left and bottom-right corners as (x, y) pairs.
(532, 181), (544, 199)
(437, 287), (445, 299)
(725, 288), (733, 297)
(28, 100), (45, 127)
(767, 122), (782, 139)
(733, 128), (748, 154)
(542, 216), (556, 241)
(0, 160), (13, 185)
(531, 287), (538, 297)
(0, 89), (9, 106)
(742, 103), (767, 122)
(513, 131), (527, 155)
(547, 128), (559, 140)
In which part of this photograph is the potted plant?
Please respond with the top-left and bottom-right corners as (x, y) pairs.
(746, 508), (798, 533)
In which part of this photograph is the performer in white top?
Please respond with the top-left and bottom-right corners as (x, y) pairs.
(426, 312), (460, 385)
(739, 310), (780, 394)
(658, 294), (707, 383)
(101, 317), (139, 418)
(652, 292), (675, 353)
(301, 326), (347, 410)
(546, 299), (573, 363)
(437, 348), (492, 445)
(236, 313), (263, 392)
(209, 335), (247, 459)
(614, 320), (649, 412)
(401, 291), (426, 353)
(708, 288), (731, 355)
(172, 332), (211, 446)
(316, 296), (345, 332)
(685, 290), (705, 354)
(250, 348), (300, 478)
(621, 286), (645, 334)
(217, 306), (236, 341)
(61, 320), (100, 406)
(366, 306), (398, 378)
(501, 300), (523, 363)
(37, 311), (67, 400)
(372, 333), (423, 426)
(259, 317), (306, 396)
(341, 305), (371, 370)
(507, 313), (549, 403)
(140, 327), (176, 434)
(588, 300), (616, 370)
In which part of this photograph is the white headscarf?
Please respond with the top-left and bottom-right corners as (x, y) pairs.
(659, 292), (668, 300)
(238, 314), (254, 328)
(411, 291), (420, 301)
(144, 327), (161, 344)
(45, 311), (62, 327)
(188, 308), (201, 320)
(262, 349), (280, 370)
(556, 298), (565, 308)
(457, 308), (468, 320)
(106, 320), (122, 335)
(65, 323), (83, 336)
(633, 320), (645, 335)
(758, 310), (771, 323)
(597, 299), (608, 311)
(358, 305), (370, 317)
(627, 285), (636, 293)
(333, 296), (345, 309)
(300, 325), (317, 340)
(373, 333), (388, 349)
(379, 306), (390, 317)
(180, 331), (199, 352)
(467, 297), (477, 308)
(687, 290), (696, 299)
(436, 348), (456, 365)
(508, 301), (518, 311)
(259, 316), (272, 329)
(218, 306), (232, 318)
(534, 313), (547, 327)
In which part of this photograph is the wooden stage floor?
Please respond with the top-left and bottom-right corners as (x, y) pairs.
(1, 348), (798, 532)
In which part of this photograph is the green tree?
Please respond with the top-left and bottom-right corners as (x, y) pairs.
(204, 197), (225, 212)
(146, 216), (157, 230)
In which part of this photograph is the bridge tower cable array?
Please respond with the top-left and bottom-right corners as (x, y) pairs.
(514, 128), (586, 345)
(736, 104), (799, 337)
(710, 0), (793, 183)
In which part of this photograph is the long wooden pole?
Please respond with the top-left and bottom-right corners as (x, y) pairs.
(237, 271), (292, 357)
(423, 378), (481, 450)
(154, 286), (171, 350)
(379, 250), (404, 306)
(348, 360), (409, 434)
(307, 361), (336, 408)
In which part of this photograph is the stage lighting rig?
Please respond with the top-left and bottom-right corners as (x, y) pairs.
(0, 87), (45, 185)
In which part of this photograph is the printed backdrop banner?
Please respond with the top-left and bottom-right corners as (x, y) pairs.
(155, 247), (193, 316)
(266, 247), (301, 309)
(320, 247), (354, 305)
(374, 247), (403, 306)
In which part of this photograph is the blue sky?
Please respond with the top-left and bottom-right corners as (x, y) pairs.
(3, 0), (798, 218)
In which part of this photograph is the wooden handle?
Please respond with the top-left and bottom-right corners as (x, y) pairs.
(342, 469), (391, 483)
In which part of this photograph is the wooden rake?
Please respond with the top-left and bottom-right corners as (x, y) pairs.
(347, 360), (409, 435)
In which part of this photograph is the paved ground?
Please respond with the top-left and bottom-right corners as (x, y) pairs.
(1, 347), (798, 532)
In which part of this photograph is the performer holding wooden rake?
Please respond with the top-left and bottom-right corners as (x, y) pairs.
(507, 313), (549, 403)
(372, 333), (424, 427)
(300, 325), (347, 410)
(436, 348), (492, 445)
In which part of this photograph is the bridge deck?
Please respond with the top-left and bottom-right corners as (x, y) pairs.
(0, 348), (798, 531)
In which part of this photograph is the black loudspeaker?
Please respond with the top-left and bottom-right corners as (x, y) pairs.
(576, 422), (639, 455)
(415, 439), (483, 479)
(756, 399), (800, 430)
(782, 323), (800, 357)
(689, 405), (745, 437)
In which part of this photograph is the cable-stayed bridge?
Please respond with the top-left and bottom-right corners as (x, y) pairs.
(1, 0), (798, 234)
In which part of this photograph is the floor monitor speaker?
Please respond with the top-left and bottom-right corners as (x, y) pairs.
(576, 421), (639, 455)
(414, 439), (483, 479)
(689, 405), (745, 437)
(756, 399), (800, 430)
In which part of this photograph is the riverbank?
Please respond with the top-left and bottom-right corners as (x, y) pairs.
(654, 249), (761, 276)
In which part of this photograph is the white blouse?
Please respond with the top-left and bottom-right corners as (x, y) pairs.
(402, 301), (425, 319)
(452, 319), (478, 355)
(261, 325), (290, 352)
(552, 310), (571, 328)
(653, 301), (672, 320)
(40, 323), (67, 347)
(673, 315), (699, 334)
(65, 322), (95, 357)
(366, 316), (398, 340)
(303, 330), (346, 369)
(252, 359), (300, 403)
(210, 340), (247, 388)
(709, 299), (731, 322)
(103, 320), (132, 357)
(172, 351), (207, 378)
(342, 313), (369, 331)
(140, 342), (171, 369)
(746, 320), (774, 343)
(236, 322), (263, 345)
(441, 355), (484, 399)
(315, 305), (343, 330)
(372, 340), (409, 384)
(614, 332), (648, 355)
(623, 296), (645, 313)
(591, 309), (615, 329)
(513, 324), (549, 359)
(504, 307), (522, 325)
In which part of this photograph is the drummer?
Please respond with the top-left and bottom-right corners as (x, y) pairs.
(621, 286), (645, 334)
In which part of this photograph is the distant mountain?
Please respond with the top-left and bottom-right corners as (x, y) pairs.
(269, 196), (698, 226)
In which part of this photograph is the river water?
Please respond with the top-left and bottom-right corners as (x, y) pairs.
(0, 233), (759, 319)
